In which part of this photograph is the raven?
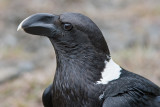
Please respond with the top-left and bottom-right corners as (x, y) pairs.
(18, 13), (160, 107)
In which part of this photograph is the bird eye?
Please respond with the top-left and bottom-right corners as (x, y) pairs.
(63, 23), (72, 31)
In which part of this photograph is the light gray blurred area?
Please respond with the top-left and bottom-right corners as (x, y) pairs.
(0, 0), (160, 107)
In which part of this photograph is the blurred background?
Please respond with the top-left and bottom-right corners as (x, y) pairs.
(0, 0), (160, 106)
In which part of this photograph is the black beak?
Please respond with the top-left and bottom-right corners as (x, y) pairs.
(17, 13), (57, 37)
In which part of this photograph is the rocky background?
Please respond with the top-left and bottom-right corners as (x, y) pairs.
(0, 0), (160, 107)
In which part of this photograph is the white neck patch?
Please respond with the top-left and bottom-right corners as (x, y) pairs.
(96, 58), (121, 84)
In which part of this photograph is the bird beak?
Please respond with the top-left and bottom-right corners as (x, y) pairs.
(17, 16), (31, 31)
(17, 13), (57, 37)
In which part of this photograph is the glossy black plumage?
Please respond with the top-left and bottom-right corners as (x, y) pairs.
(102, 69), (160, 107)
(42, 84), (53, 107)
(18, 12), (160, 107)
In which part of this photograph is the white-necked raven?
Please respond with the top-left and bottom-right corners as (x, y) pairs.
(18, 13), (160, 107)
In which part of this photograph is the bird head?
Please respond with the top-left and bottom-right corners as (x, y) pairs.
(18, 13), (110, 56)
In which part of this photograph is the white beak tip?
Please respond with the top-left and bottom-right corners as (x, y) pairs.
(17, 25), (22, 31)
(17, 16), (31, 31)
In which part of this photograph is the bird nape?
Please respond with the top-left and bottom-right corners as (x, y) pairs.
(18, 12), (160, 107)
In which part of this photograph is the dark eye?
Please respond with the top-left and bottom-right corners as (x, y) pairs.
(63, 23), (73, 31)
